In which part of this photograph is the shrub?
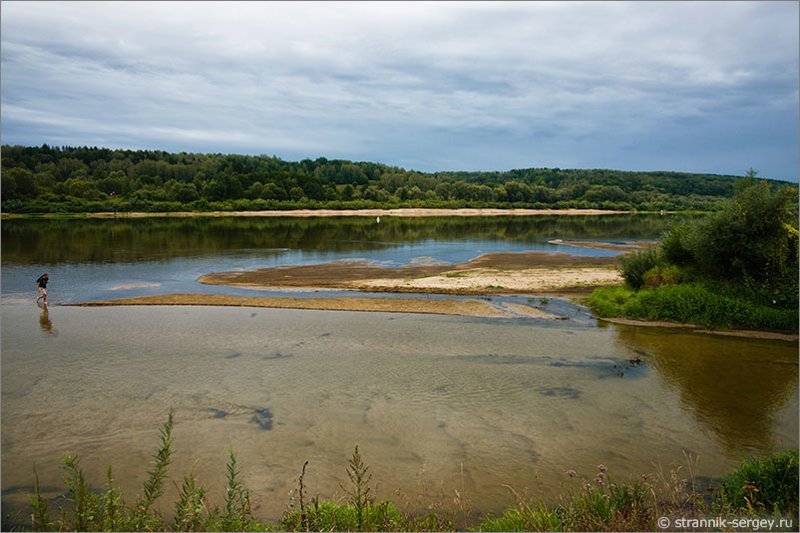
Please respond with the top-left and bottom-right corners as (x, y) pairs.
(621, 284), (798, 331)
(693, 178), (798, 282)
(642, 265), (680, 288)
(660, 223), (698, 266)
(716, 449), (798, 516)
(618, 247), (663, 289)
(586, 286), (634, 317)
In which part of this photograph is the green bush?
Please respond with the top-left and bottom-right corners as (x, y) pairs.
(716, 449), (799, 516)
(618, 247), (663, 289)
(660, 223), (698, 266)
(586, 286), (634, 317)
(642, 264), (680, 288)
(693, 178), (798, 282)
(621, 283), (798, 331)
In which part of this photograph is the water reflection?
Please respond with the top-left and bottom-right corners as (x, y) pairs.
(2, 214), (694, 265)
(613, 325), (798, 455)
(37, 303), (55, 336)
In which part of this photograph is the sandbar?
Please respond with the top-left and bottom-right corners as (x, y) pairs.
(75, 293), (563, 319)
(198, 252), (622, 295)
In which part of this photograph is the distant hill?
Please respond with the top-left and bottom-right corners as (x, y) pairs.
(0, 144), (791, 213)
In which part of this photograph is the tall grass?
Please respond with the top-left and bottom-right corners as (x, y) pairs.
(715, 449), (799, 516)
(588, 283), (799, 331)
(22, 413), (799, 532)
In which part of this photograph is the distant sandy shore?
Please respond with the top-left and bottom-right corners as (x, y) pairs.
(75, 293), (564, 319)
(6, 208), (632, 219)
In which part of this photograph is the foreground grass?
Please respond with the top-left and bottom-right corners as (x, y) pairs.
(12, 413), (799, 532)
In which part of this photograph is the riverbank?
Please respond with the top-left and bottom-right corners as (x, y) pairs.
(1, 208), (635, 219)
(598, 317), (799, 342)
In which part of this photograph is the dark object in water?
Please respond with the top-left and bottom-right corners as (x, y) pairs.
(250, 408), (273, 430)
(208, 408), (228, 419)
(538, 387), (582, 400)
(262, 352), (291, 360)
(224, 352), (242, 359)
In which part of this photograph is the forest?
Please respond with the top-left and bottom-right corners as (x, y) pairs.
(0, 144), (790, 213)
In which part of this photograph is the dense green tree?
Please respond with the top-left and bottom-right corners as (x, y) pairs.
(1, 145), (793, 213)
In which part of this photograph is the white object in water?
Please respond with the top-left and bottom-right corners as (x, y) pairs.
(376, 216), (381, 223)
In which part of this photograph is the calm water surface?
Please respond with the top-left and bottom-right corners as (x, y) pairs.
(1, 215), (797, 525)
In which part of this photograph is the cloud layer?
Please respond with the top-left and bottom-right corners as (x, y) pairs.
(1, 1), (797, 179)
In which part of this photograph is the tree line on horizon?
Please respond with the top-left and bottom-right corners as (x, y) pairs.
(0, 144), (791, 213)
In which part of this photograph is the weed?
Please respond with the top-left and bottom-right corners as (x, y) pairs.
(715, 449), (799, 516)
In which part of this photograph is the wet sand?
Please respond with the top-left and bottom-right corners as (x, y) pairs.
(75, 293), (565, 319)
(599, 317), (799, 342)
(198, 252), (622, 295)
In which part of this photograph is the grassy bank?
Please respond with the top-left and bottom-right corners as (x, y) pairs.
(9, 413), (798, 532)
(588, 175), (799, 333)
(588, 284), (799, 332)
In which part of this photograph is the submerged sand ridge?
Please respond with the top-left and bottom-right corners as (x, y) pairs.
(77, 293), (565, 319)
(197, 251), (622, 295)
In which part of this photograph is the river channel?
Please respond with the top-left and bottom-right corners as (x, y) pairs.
(1, 215), (797, 526)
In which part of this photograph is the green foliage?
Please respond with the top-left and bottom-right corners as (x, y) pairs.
(28, 465), (52, 531)
(23, 421), (800, 532)
(716, 449), (799, 516)
(660, 223), (698, 266)
(3, 144), (781, 213)
(132, 409), (174, 530)
(590, 282), (798, 331)
(477, 501), (564, 532)
(618, 247), (663, 289)
(586, 286), (634, 318)
(281, 499), (407, 532)
(642, 264), (680, 288)
(61, 454), (101, 530)
(343, 445), (373, 531)
(221, 447), (254, 531)
(694, 178), (798, 282)
(173, 473), (210, 532)
(591, 172), (799, 332)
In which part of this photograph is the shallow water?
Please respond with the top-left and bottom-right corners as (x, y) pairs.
(1, 214), (677, 303)
(1, 215), (797, 526)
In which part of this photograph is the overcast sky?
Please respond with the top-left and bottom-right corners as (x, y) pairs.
(1, 1), (798, 180)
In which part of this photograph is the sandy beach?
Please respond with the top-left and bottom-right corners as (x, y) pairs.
(4, 208), (634, 219)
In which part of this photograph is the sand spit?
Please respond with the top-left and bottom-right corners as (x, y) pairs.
(547, 239), (654, 251)
(198, 252), (622, 295)
(74, 293), (565, 319)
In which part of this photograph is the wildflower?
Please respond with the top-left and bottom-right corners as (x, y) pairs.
(597, 464), (607, 473)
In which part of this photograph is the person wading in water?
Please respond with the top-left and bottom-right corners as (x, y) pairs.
(35, 273), (49, 304)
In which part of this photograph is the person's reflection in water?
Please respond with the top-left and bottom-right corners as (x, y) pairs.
(37, 302), (55, 335)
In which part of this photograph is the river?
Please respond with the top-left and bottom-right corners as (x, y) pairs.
(1, 215), (796, 526)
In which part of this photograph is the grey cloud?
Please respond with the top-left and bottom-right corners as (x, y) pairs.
(1, 1), (797, 179)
